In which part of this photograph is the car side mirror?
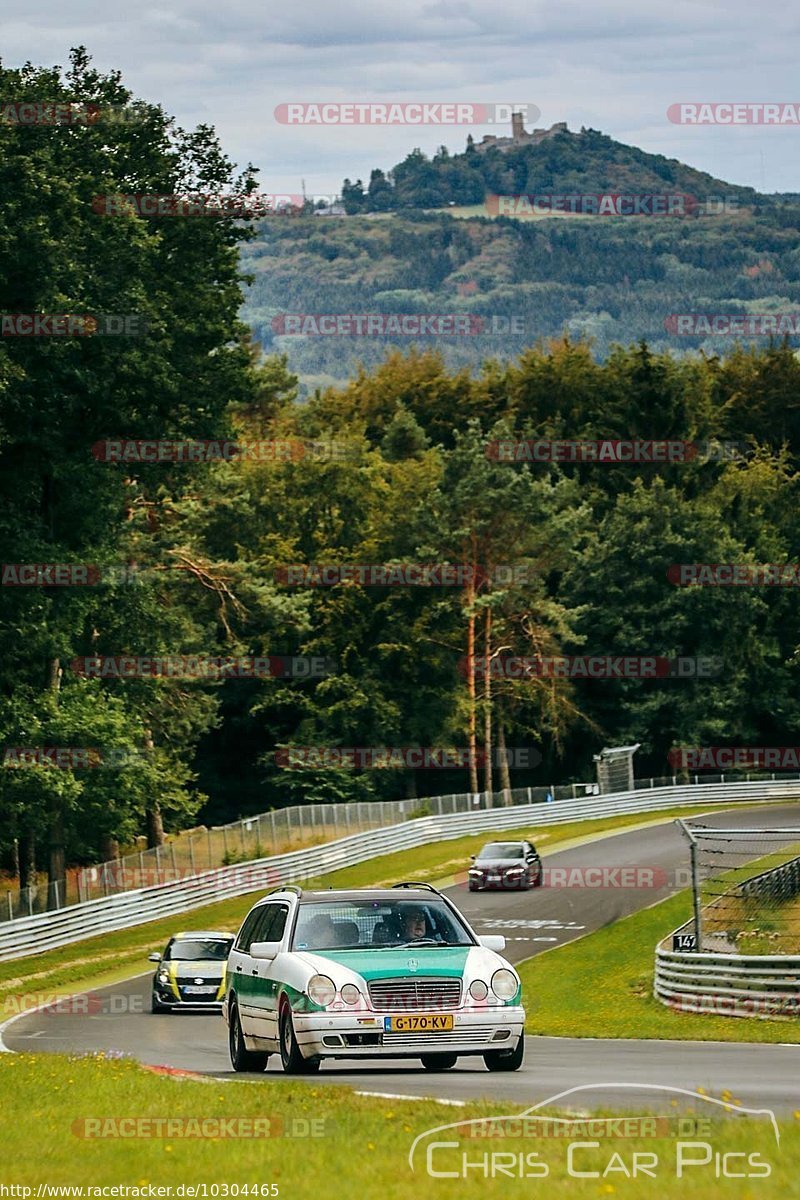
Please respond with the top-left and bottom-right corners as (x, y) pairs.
(148, 952), (161, 962)
(478, 935), (506, 951)
(469, 854), (476, 861)
(250, 940), (282, 961)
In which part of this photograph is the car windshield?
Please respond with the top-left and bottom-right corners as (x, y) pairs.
(292, 900), (474, 951)
(477, 844), (525, 860)
(163, 938), (232, 961)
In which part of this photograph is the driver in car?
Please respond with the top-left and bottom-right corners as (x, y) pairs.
(401, 906), (430, 941)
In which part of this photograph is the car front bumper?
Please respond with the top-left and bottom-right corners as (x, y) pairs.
(469, 874), (528, 890)
(154, 982), (224, 1010)
(291, 1005), (525, 1059)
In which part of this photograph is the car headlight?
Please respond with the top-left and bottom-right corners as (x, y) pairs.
(340, 983), (361, 1005)
(491, 968), (518, 1000)
(307, 974), (336, 1007)
(157, 970), (169, 985)
(468, 979), (488, 1001)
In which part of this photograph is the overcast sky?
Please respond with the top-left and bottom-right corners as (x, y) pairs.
(3, 0), (798, 195)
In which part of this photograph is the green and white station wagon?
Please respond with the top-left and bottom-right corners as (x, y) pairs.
(223, 883), (525, 1074)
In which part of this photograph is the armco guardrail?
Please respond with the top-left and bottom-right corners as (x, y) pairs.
(739, 854), (800, 903)
(3, 777), (800, 962)
(655, 852), (800, 1019)
(655, 938), (800, 1019)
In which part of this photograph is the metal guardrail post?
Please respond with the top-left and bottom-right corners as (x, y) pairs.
(677, 819), (703, 950)
(690, 837), (702, 949)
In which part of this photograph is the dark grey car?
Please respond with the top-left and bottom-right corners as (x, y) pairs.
(468, 840), (542, 891)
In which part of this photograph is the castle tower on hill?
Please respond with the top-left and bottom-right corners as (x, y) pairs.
(476, 114), (568, 154)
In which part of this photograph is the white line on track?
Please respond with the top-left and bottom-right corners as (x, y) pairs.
(355, 1089), (466, 1106)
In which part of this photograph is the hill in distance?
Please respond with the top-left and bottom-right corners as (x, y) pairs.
(239, 124), (800, 390)
(338, 123), (761, 214)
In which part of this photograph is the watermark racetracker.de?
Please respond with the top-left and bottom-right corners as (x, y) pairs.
(668, 746), (800, 771)
(458, 655), (723, 679)
(273, 101), (540, 125)
(665, 314), (800, 337)
(272, 746), (542, 770)
(668, 563), (800, 586)
(270, 314), (526, 337)
(487, 193), (740, 217)
(91, 439), (353, 463)
(274, 563), (535, 587)
(667, 102), (800, 125)
(0, 313), (147, 336)
(68, 656), (336, 680)
(486, 439), (748, 463)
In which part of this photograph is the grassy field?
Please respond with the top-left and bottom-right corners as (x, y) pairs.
(0, 1053), (797, 1196)
(435, 203), (596, 221)
(0, 804), (748, 1013)
(519, 888), (800, 1043)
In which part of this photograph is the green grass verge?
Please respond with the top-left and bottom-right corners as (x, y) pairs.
(520, 888), (800, 1043)
(0, 1054), (797, 1196)
(0, 804), (733, 1012)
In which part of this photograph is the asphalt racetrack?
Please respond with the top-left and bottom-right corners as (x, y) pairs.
(4, 804), (800, 1112)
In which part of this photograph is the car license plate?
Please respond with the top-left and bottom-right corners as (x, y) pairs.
(183, 985), (216, 995)
(383, 1013), (454, 1032)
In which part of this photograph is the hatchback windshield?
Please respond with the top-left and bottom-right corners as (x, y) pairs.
(477, 843), (525, 860)
(163, 938), (232, 961)
(292, 900), (474, 951)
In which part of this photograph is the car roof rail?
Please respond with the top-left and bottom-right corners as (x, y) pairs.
(266, 884), (303, 897)
(391, 881), (442, 894)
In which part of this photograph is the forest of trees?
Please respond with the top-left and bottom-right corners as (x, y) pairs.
(241, 200), (800, 383)
(3, 54), (800, 895)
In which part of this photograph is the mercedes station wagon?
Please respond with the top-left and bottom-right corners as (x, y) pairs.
(223, 883), (525, 1074)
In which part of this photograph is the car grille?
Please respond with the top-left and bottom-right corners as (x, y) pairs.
(382, 1028), (494, 1046)
(367, 978), (462, 1011)
(177, 977), (220, 997)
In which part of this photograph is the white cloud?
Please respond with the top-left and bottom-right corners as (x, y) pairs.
(1, 0), (798, 192)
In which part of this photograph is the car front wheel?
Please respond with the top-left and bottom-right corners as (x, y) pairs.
(228, 1001), (269, 1072)
(483, 1036), (524, 1072)
(421, 1054), (458, 1070)
(279, 1005), (320, 1075)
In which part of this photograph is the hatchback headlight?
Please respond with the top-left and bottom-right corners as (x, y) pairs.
(491, 968), (518, 1000)
(157, 970), (169, 985)
(340, 983), (361, 1005)
(307, 974), (336, 1006)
